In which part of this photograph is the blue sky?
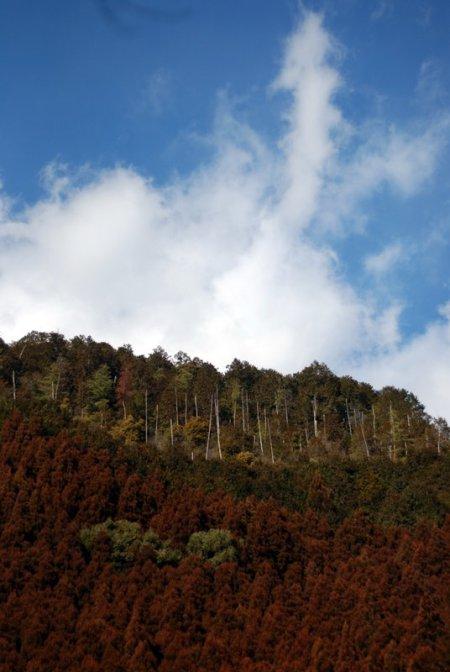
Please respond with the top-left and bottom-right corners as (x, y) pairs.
(1, 0), (450, 417)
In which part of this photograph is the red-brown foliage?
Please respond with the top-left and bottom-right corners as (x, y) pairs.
(0, 413), (449, 671)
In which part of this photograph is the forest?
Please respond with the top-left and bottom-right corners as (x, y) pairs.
(0, 331), (449, 671)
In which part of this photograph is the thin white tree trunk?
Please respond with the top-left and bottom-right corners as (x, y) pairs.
(246, 390), (250, 433)
(389, 403), (395, 461)
(346, 398), (352, 436)
(360, 413), (370, 458)
(205, 395), (213, 460)
(256, 401), (264, 455)
(313, 395), (318, 438)
(215, 391), (222, 460)
(175, 388), (179, 426)
(268, 418), (274, 464)
(144, 388), (148, 444)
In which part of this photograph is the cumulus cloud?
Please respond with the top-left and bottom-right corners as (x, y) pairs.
(359, 304), (450, 419)
(0, 11), (449, 417)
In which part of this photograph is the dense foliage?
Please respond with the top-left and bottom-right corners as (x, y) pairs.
(0, 333), (449, 670)
(1, 331), (448, 462)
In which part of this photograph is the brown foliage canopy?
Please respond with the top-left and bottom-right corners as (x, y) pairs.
(0, 412), (449, 671)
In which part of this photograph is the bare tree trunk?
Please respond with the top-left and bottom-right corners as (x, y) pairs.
(184, 392), (188, 425)
(312, 395), (318, 438)
(175, 389), (179, 426)
(233, 400), (237, 427)
(194, 394), (198, 418)
(437, 425), (441, 456)
(268, 418), (274, 464)
(170, 418), (174, 447)
(264, 407), (268, 439)
(241, 389), (246, 433)
(346, 398), (352, 436)
(256, 401), (264, 455)
(215, 391), (222, 460)
(145, 388), (148, 444)
(360, 413), (370, 458)
(122, 400), (127, 420)
(205, 395), (213, 460)
(55, 367), (61, 401)
(246, 390), (250, 433)
(389, 402), (395, 461)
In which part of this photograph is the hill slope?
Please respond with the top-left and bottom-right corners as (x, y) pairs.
(0, 332), (449, 670)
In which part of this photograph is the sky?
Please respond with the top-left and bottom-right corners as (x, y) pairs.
(1, 0), (450, 418)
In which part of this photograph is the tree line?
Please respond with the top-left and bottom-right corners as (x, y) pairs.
(0, 331), (448, 462)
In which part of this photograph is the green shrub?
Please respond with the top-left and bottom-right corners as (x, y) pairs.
(80, 520), (183, 567)
(141, 527), (163, 550)
(79, 518), (142, 566)
(187, 529), (237, 566)
(155, 543), (183, 566)
(109, 519), (142, 564)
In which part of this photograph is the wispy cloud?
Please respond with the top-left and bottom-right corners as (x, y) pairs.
(416, 59), (447, 107)
(138, 69), (172, 116)
(370, 1), (394, 22)
(365, 242), (405, 275)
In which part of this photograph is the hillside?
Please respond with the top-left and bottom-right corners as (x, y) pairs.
(1, 331), (448, 462)
(0, 332), (449, 671)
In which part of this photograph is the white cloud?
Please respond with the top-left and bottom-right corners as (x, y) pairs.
(358, 305), (450, 419)
(0, 11), (449, 417)
(365, 242), (405, 275)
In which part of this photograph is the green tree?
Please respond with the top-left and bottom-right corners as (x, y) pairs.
(187, 529), (237, 566)
(86, 364), (113, 409)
